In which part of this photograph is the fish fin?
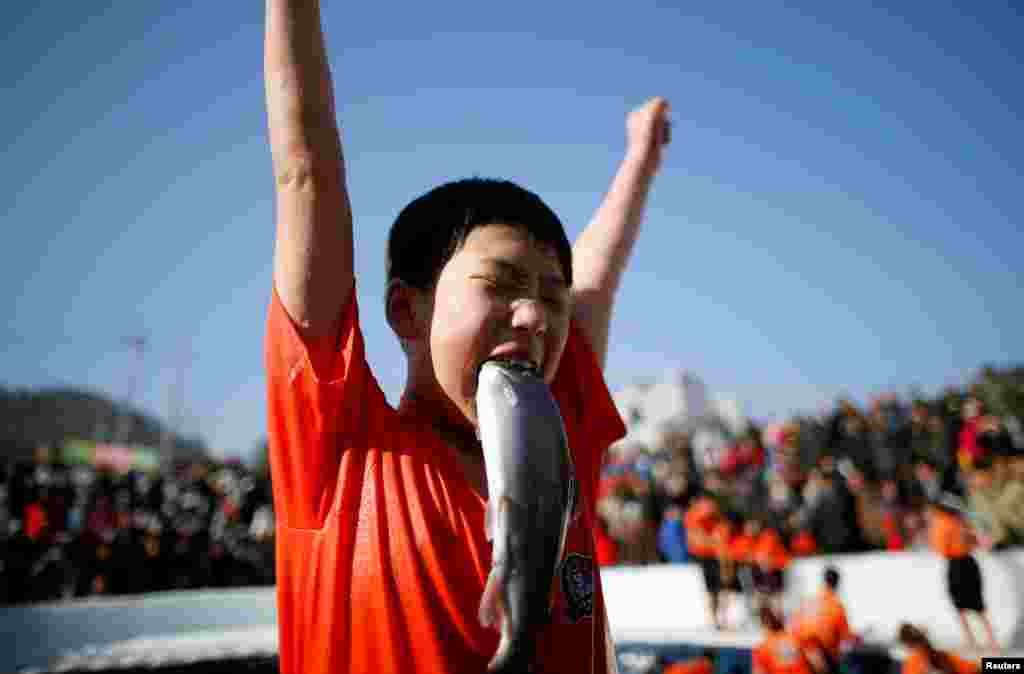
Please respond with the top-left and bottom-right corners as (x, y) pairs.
(485, 496), (496, 541)
(478, 564), (506, 630)
(486, 635), (516, 673)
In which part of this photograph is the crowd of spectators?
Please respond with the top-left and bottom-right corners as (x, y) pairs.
(595, 386), (1024, 572)
(3, 377), (1023, 619)
(0, 448), (275, 605)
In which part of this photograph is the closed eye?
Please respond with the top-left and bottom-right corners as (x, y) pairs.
(473, 275), (522, 294)
(472, 275), (567, 311)
(542, 294), (569, 311)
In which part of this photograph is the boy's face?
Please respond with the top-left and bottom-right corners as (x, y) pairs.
(422, 223), (571, 427)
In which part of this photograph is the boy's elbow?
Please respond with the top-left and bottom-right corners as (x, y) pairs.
(273, 151), (343, 192)
(274, 156), (316, 191)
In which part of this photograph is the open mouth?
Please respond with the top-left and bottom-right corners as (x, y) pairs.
(478, 356), (540, 377)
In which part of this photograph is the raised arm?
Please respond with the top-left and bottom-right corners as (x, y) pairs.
(265, 0), (353, 336)
(571, 97), (670, 366)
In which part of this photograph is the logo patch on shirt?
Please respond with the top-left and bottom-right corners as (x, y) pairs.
(560, 553), (594, 622)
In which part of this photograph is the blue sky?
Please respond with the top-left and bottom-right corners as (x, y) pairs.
(2, 1), (1021, 461)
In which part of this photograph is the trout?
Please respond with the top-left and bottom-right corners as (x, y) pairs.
(475, 358), (576, 673)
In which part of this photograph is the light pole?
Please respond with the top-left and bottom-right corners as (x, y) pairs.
(118, 335), (148, 446)
(161, 339), (194, 467)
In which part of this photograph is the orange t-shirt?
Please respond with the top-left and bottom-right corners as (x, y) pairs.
(663, 656), (714, 674)
(752, 631), (814, 674)
(684, 497), (719, 558)
(928, 509), (974, 559)
(791, 588), (851, 658)
(902, 648), (979, 674)
(265, 287), (626, 674)
(754, 529), (790, 571)
(728, 532), (755, 564)
(713, 520), (735, 559)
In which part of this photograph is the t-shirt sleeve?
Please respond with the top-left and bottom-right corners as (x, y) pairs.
(551, 320), (627, 514)
(264, 284), (383, 530)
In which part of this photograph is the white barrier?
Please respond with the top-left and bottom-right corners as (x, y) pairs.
(0, 587), (278, 672)
(601, 547), (1024, 651)
(3, 549), (1021, 671)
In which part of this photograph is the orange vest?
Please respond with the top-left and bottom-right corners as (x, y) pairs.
(755, 529), (790, 571)
(684, 497), (719, 558)
(752, 631), (814, 674)
(928, 508), (974, 559)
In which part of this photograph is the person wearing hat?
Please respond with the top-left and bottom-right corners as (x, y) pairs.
(925, 494), (999, 651)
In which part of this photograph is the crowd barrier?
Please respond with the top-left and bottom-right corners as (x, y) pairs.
(0, 588), (277, 672)
(2, 548), (1021, 672)
(602, 547), (1024, 651)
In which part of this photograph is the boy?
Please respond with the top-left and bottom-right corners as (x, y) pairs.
(752, 607), (815, 674)
(790, 566), (857, 674)
(263, 1), (670, 673)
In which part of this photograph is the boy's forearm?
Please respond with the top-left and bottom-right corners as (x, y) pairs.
(573, 153), (657, 297)
(265, 0), (354, 332)
(571, 97), (669, 365)
(265, 0), (338, 160)
(571, 153), (659, 362)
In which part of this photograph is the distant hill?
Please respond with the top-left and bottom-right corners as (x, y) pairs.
(0, 385), (206, 462)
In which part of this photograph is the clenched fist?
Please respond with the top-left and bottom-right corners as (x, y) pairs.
(626, 96), (671, 172)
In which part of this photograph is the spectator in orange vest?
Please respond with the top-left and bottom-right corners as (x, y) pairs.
(790, 566), (859, 672)
(752, 607), (815, 674)
(712, 513), (739, 629)
(685, 482), (724, 629)
(927, 497), (999, 651)
(897, 622), (979, 674)
(724, 515), (760, 628)
(754, 523), (790, 617)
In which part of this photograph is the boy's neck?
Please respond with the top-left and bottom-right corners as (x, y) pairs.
(399, 392), (488, 498)
(398, 392), (482, 456)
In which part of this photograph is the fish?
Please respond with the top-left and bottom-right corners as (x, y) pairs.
(475, 358), (576, 673)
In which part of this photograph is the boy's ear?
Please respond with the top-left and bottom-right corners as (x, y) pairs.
(386, 279), (429, 343)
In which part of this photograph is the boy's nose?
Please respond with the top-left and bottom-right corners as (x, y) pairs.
(510, 298), (548, 335)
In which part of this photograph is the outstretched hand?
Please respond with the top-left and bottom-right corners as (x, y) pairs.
(626, 96), (671, 171)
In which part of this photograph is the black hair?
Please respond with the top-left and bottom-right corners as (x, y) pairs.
(823, 565), (840, 589)
(898, 623), (957, 674)
(386, 177), (572, 290)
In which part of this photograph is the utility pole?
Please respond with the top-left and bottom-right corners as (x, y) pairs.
(162, 340), (193, 467)
(118, 335), (148, 446)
